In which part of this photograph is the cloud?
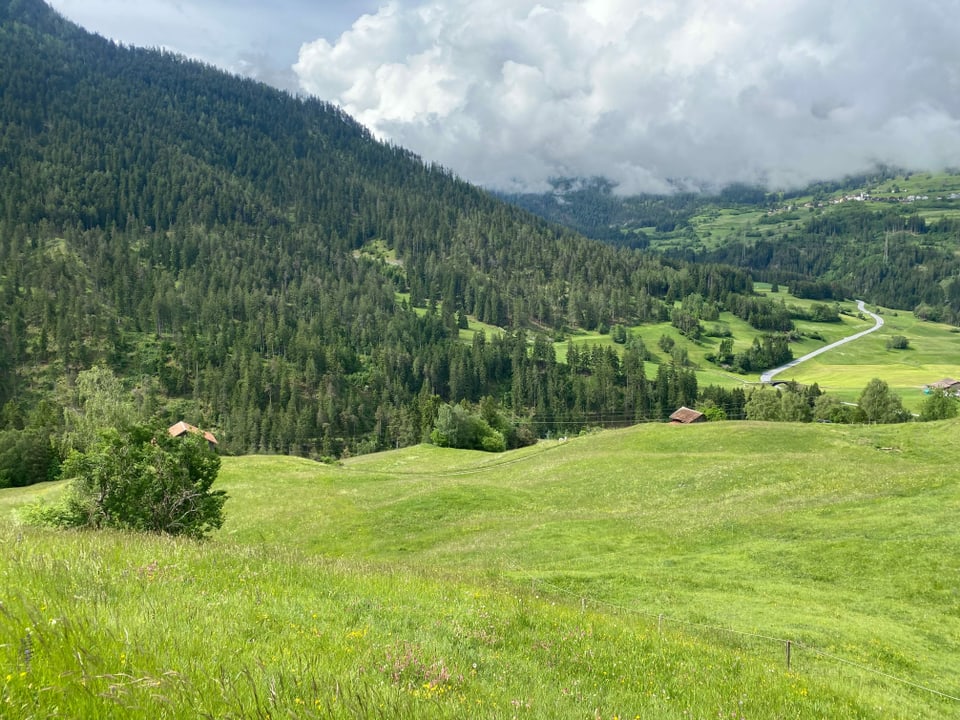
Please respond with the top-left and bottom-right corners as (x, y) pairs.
(47, 1), (380, 93)
(295, 0), (960, 193)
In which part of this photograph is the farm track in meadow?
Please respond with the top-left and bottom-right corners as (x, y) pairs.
(761, 300), (884, 383)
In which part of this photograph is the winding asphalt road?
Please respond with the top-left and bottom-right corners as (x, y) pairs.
(760, 300), (884, 383)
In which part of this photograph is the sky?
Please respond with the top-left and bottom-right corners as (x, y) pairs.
(47, 0), (960, 195)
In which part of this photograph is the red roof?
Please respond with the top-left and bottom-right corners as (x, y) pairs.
(168, 421), (218, 445)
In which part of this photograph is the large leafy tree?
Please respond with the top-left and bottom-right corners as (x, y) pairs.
(857, 378), (909, 424)
(745, 386), (782, 421)
(61, 366), (140, 454)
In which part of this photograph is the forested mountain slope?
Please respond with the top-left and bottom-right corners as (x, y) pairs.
(507, 175), (960, 323)
(0, 0), (758, 457)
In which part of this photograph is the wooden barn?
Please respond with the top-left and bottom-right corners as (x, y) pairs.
(926, 378), (960, 396)
(168, 421), (219, 449)
(669, 406), (706, 425)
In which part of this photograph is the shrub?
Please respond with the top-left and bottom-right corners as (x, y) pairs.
(813, 395), (856, 424)
(809, 303), (841, 323)
(699, 402), (727, 421)
(480, 431), (506, 453)
(430, 403), (506, 452)
(705, 324), (732, 338)
(919, 391), (959, 421)
(31, 422), (225, 538)
(886, 335), (910, 350)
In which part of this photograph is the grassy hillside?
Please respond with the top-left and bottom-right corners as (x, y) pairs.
(680, 172), (960, 253)
(509, 170), (960, 253)
(589, 171), (960, 255)
(4, 420), (960, 718)
(553, 286), (960, 411)
(508, 171), (960, 324)
(764, 300), (960, 407)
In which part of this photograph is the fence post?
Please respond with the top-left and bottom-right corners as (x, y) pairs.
(658, 614), (663, 635)
(581, 597), (586, 613)
(785, 640), (792, 670)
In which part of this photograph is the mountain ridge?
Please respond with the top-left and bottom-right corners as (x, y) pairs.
(0, 0), (758, 457)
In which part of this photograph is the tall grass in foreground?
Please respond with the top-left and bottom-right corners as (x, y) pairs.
(4, 418), (960, 717)
(2, 525), (895, 719)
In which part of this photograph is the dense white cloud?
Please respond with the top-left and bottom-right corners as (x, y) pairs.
(295, 0), (960, 193)
(46, 0), (960, 193)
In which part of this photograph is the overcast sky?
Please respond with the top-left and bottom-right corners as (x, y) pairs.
(47, 0), (960, 194)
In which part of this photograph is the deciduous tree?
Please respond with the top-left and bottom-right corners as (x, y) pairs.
(857, 378), (908, 424)
(919, 390), (958, 421)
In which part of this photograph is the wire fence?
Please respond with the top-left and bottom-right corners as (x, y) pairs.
(515, 567), (960, 704)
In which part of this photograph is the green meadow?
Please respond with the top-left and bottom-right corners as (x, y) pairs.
(639, 171), (960, 254)
(765, 302), (960, 408)
(3, 418), (960, 718)
(554, 287), (960, 411)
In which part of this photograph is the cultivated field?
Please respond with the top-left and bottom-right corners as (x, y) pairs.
(3, 419), (960, 718)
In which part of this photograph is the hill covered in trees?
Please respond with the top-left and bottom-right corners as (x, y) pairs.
(506, 174), (960, 323)
(0, 0), (764, 459)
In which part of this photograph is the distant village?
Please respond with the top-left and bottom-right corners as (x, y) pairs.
(803, 190), (960, 208)
(768, 189), (960, 215)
